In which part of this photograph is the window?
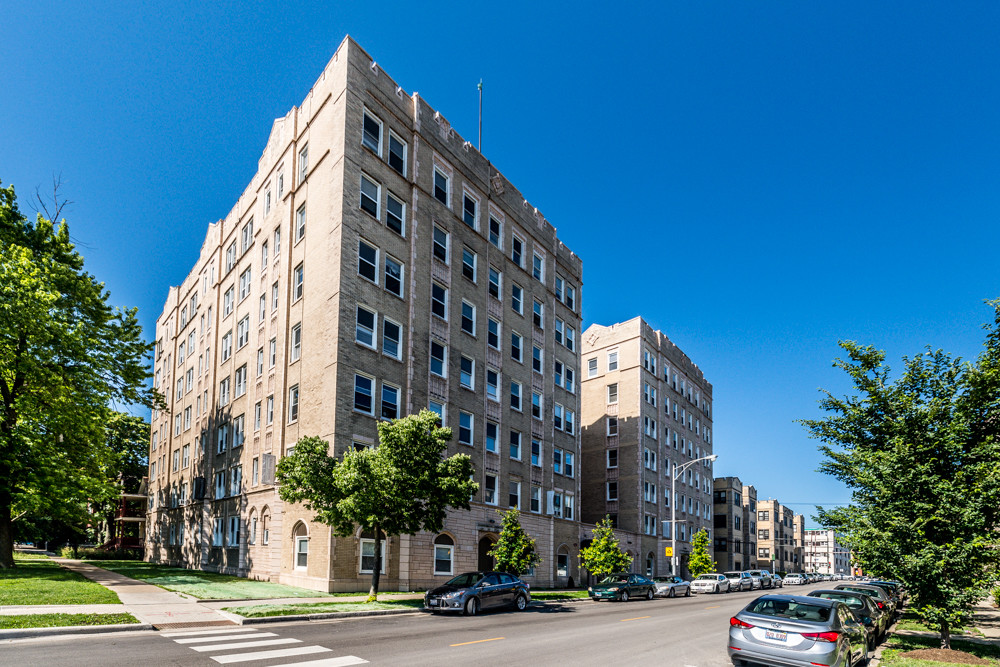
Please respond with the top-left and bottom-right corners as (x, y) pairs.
(238, 268), (252, 301)
(383, 256), (403, 297)
(226, 242), (237, 273)
(386, 192), (405, 235)
(213, 518), (223, 546)
(564, 408), (575, 435)
(553, 448), (562, 475)
(358, 240), (378, 283)
(254, 401), (261, 431)
(554, 403), (563, 431)
(484, 474), (497, 505)
(461, 301), (475, 335)
(462, 191), (478, 229)
(508, 481), (520, 508)
(607, 449), (618, 468)
(431, 283), (448, 319)
(462, 247), (477, 281)
(381, 383), (399, 420)
(360, 538), (386, 574)
(564, 366), (575, 393)
(509, 430), (521, 459)
(264, 186), (272, 217)
(430, 341), (447, 377)
(433, 167), (449, 206)
(290, 323), (301, 361)
(182, 444), (190, 468)
(554, 319), (563, 345)
(293, 263), (304, 301)
(486, 422), (500, 452)
(433, 535), (454, 575)
(271, 281), (279, 311)
(223, 287), (234, 317)
(266, 395), (274, 425)
(362, 109), (381, 153)
(274, 227), (281, 256)
(234, 365), (247, 397)
(298, 143), (309, 179)
(608, 349), (619, 371)
(288, 384), (299, 422)
(237, 316), (250, 348)
(530, 439), (542, 467)
(258, 294), (266, 322)
(488, 215), (502, 248)
(532, 346), (543, 374)
(296, 204), (306, 241)
(532, 252), (544, 281)
(215, 471), (226, 497)
(607, 482), (618, 500)
(511, 283), (523, 314)
(360, 174), (380, 217)
(354, 374), (374, 414)
(562, 495), (575, 521)
(530, 485), (541, 513)
(532, 299), (544, 328)
(487, 318), (500, 349)
(531, 391), (542, 419)
(607, 383), (618, 403)
(219, 377), (231, 406)
(511, 235), (524, 267)
(383, 318), (401, 360)
(458, 412), (474, 446)
(460, 356), (475, 389)
(432, 226), (449, 262)
(269, 337), (276, 367)
(216, 423), (229, 454)
(230, 464), (242, 494)
(558, 449), (574, 477)
(510, 332), (523, 362)
(356, 306), (376, 347)
(295, 532), (309, 570)
(388, 132), (406, 175)
(488, 267), (501, 299)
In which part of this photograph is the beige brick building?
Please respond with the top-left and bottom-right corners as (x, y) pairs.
(755, 500), (804, 574)
(147, 36), (583, 592)
(712, 476), (747, 571)
(579, 318), (714, 579)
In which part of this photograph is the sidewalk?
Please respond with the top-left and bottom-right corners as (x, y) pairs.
(970, 596), (1000, 641)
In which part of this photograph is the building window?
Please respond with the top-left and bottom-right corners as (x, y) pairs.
(460, 356), (475, 389)
(239, 267), (252, 301)
(218, 377), (231, 406)
(531, 391), (542, 419)
(485, 421), (498, 453)
(383, 318), (402, 360)
(269, 337), (276, 367)
(298, 144), (309, 179)
(290, 323), (301, 361)
(388, 132), (407, 175)
(358, 240), (378, 283)
(433, 167), (449, 206)
(607, 383), (618, 404)
(212, 518), (223, 546)
(288, 384), (299, 422)
(386, 192), (405, 236)
(430, 341), (447, 377)
(608, 349), (618, 371)
(458, 412), (474, 446)
(360, 538), (386, 574)
(431, 283), (448, 320)
(296, 204), (306, 241)
(511, 235), (524, 267)
(487, 318), (500, 350)
(362, 109), (382, 153)
(360, 174), (380, 218)
(510, 380), (522, 411)
(462, 248), (477, 282)
(432, 226), (449, 262)
(266, 395), (274, 424)
(607, 449), (618, 468)
(509, 430), (521, 460)
(484, 474), (497, 505)
(433, 535), (454, 575)
(508, 481), (521, 508)
(486, 369), (499, 401)
(381, 383), (399, 420)
(223, 287), (234, 317)
(532, 252), (544, 282)
(510, 332), (523, 362)
(607, 482), (618, 501)
(356, 306), (376, 348)
(354, 374), (374, 415)
(461, 301), (476, 335)
(234, 365), (247, 398)
(488, 267), (502, 300)
(489, 215), (502, 248)
(530, 486), (541, 513)
(293, 263), (304, 301)
(462, 191), (478, 229)
(511, 283), (523, 314)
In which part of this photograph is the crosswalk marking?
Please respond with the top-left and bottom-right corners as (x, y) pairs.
(191, 638), (301, 652)
(161, 627), (261, 638)
(176, 632), (277, 644)
(269, 658), (369, 667)
(211, 645), (333, 664)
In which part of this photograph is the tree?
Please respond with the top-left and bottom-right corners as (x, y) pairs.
(803, 301), (1000, 649)
(488, 508), (540, 576)
(276, 410), (478, 601)
(688, 528), (715, 578)
(0, 183), (159, 568)
(90, 413), (150, 545)
(579, 516), (632, 580)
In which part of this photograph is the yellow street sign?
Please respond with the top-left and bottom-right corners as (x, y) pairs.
(665, 547), (673, 557)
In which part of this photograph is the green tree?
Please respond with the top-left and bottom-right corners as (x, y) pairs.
(0, 183), (158, 568)
(488, 508), (541, 576)
(91, 413), (150, 544)
(688, 528), (715, 578)
(579, 516), (632, 580)
(803, 301), (1000, 649)
(276, 410), (478, 601)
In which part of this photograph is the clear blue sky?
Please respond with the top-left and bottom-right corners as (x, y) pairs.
(4, 2), (999, 528)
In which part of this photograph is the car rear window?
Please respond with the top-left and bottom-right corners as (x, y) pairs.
(746, 599), (831, 622)
(697, 575), (719, 580)
(814, 592), (864, 609)
(725, 572), (742, 577)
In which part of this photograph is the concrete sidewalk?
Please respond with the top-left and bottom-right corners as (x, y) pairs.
(970, 596), (1000, 642)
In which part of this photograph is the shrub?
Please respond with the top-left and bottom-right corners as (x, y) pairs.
(59, 546), (142, 560)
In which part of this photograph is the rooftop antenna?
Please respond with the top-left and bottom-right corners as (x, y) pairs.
(478, 79), (483, 152)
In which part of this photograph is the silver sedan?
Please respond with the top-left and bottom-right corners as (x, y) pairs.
(652, 575), (691, 598)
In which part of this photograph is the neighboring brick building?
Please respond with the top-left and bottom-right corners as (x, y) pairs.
(580, 318), (714, 579)
(147, 36), (583, 592)
(712, 476), (746, 571)
(755, 499), (803, 574)
(804, 529), (850, 576)
(742, 484), (759, 569)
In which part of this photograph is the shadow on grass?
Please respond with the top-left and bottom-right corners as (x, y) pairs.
(885, 633), (1000, 661)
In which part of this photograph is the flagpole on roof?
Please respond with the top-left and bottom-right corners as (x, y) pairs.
(478, 79), (483, 152)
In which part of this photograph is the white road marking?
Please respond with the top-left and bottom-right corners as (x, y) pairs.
(211, 645), (333, 664)
(175, 632), (276, 644)
(191, 638), (301, 652)
(161, 627), (260, 638)
(269, 657), (369, 667)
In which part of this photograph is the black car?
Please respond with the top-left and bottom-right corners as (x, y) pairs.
(424, 571), (531, 616)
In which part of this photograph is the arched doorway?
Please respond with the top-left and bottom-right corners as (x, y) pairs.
(478, 535), (495, 571)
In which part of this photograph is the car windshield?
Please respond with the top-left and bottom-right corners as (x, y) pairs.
(746, 598), (832, 622)
(652, 577), (673, 583)
(600, 575), (630, 584)
(697, 575), (719, 581)
(725, 572), (743, 578)
(814, 592), (865, 609)
(444, 573), (482, 588)
(839, 586), (885, 599)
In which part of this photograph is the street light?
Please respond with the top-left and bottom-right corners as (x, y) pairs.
(671, 453), (718, 577)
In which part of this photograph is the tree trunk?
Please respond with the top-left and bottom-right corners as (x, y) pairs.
(368, 526), (382, 602)
(0, 499), (13, 569)
(940, 620), (951, 650)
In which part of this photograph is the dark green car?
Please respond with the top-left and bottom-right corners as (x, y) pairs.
(589, 573), (656, 602)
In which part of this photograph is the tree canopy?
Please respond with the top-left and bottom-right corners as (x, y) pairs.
(804, 300), (1000, 648)
(687, 528), (715, 578)
(0, 183), (158, 568)
(579, 516), (632, 580)
(488, 508), (541, 576)
(276, 410), (478, 600)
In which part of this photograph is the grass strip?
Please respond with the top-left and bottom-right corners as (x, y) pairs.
(0, 613), (140, 629)
(881, 633), (1000, 664)
(0, 559), (120, 605)
(530, 591), (590, 600)
(224, 599), (425, 618)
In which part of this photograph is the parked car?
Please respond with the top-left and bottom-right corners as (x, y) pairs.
(691, 573), (730, 594)
(808, 588), (889, 646)
(589, 573), (657, 602)
(728, 594), (870, 667)
(834, 583), (897, 618)
(868, 580), (905, 609)
(772, 574), (784, 588)
(748, 569), (774, 589)
(725, 571), (755, 592)
(424, 571), (531, 616)
(653, 575), (691, 598)
(784, 573), (806, 586)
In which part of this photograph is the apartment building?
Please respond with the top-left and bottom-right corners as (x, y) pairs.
(712, 476), (746, 571)
(146, 36), (583, 592)
(804, 529), (850, 576)
(580, 318), (714, 579)
(755, 500), (804, 574)
(741, 484), (759, 570)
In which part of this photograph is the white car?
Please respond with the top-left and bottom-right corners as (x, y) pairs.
(783, 573), (806, 585)
(690, 573), (731, 594)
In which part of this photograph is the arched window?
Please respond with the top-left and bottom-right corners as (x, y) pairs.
(248, 509), (258, 545)
(556, 545), (570, 578)
(646, 551), (655, 577)
(434, 534), (454, 575)
(261, 508), (270, 545)
(293, 522), (308, 570)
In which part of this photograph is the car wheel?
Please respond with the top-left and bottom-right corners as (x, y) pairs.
(621, 590), (630, 602)
(464, 597), (479, 616)
(668, 588), (675, 598)
(685, 587), (691, 597)
(514, 594), (527, 611)
(714, 585), (720, 593)
(645, 588), (654, 601)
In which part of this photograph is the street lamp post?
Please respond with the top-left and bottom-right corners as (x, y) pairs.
(671, 453), (718, 577)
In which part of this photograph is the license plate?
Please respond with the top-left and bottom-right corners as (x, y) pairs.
(765, 630), (787, 642)
(429, 599), (439, 606)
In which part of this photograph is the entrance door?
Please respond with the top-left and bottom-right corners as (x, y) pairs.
(478, 536), (495, 571)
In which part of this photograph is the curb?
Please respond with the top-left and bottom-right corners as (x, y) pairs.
(0, 623), (154, 640)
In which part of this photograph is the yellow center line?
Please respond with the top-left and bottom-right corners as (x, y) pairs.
(450, 637), (505, 647)
(704, 605), (721, 609)
(620, 616), (651, 622)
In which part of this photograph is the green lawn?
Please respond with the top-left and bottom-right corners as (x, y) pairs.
(893, 612), (981, 636)
(86, 561), (336, 600)
(530, 591), (590, 600)
(223, 599), (425, 618)
(0, 556), (121, 605)
(880, 633), (1000, 666)
(0, 613), (140, 629)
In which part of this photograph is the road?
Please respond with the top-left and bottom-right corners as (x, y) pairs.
(2, 583), (829, 666)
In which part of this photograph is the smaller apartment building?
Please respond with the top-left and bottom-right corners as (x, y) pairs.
(741, 485), (758, 570)
(804, 529), (850, 576)
(712, 477), (746, 571)
(755, 500), (803, 574)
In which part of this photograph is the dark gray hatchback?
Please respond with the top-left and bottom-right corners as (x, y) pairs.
(425, 571), (531, 616)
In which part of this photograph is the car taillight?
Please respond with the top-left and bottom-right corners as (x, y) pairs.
(802, 631), (840, 643)
(730, 617), (754, 628)
(876, 601), (884, 609)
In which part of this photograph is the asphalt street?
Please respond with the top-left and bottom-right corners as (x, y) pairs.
(2, 583), (830, 667)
